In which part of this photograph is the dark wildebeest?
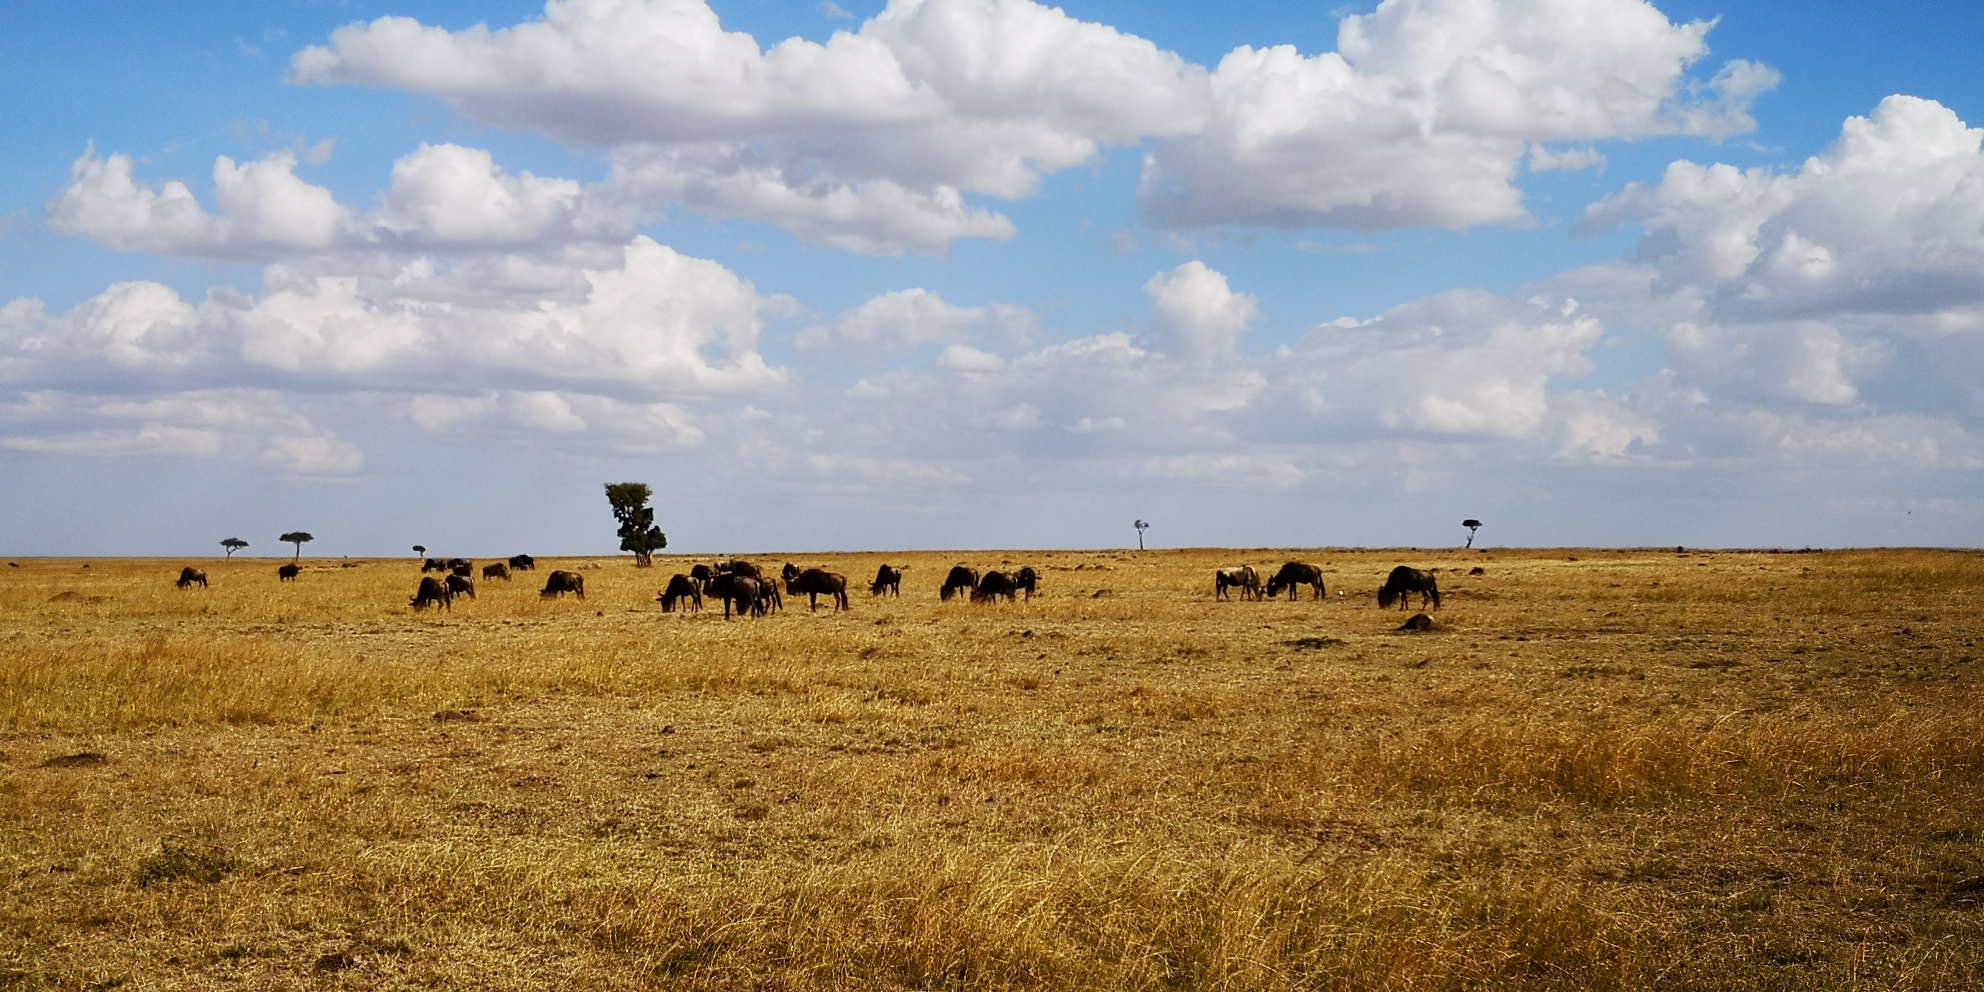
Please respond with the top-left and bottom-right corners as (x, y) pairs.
(1378, 566), (1441, 611)
(689, 563), (716, 589)
(1013, 566), (1039, 600)
(940, 566), (979, 601)
(1215, 565), (1260, 601)
(508, 554), (535, 571)
(1264, 562), (1326, 601)
(870, 564), (902, 597)
(449, 559), (473, 578)
(175, 567), (207, 589)
(410, 576), (451, 611)
(705, 572), (763, 618)
(482, 562), (511, 581)
(658, 574), (703, 613)
(973, 570), (1019, 603)
(422, 558), (449, 573)
(783, 565), (850, 611)
(278, 563), (300, 582)
(721, 560), (763, 580)
(540, 570), (585, 600)
(446, 574), (476, 600)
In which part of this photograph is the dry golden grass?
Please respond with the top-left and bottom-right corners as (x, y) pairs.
(3, 547), (1983, 988)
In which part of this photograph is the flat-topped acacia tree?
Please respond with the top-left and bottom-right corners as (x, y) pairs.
(280, 532), (313, 561)
(220, 538), (248, 558)
(1463, 519), (1483, 549)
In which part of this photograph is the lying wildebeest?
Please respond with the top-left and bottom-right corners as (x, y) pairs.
(540, 570), (585, 600)
(1265, 562), (1326, 601)
(705, 572), (763, 618)
(870, 564), (902, 597)
(1378, 566), (1441, 611)
(422, 558), (449, 573)
(278, 563), (300, 582)
(410, 575), (451, 611)
(973, 570), (1019, 603)
(482, 562), (510, 581)
(940, 566), (979, 601)
(446, 574), (475, 600)
(658, 573), (702, 613)
(784, 565), (850, 611)
(1013, 566), (1039, 600)
(176, 566), (207, 589)
(508, 554), (535, 571)
(1215, 565), (1260, 601)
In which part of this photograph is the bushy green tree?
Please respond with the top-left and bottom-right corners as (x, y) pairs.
(604, 483), (666, 567)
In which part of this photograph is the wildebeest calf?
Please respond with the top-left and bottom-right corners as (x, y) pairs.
(410, 576), (451, 611)
(482, 562), (511, 581)
(1265, 562), (1326, 601)
(1378, 566), (1441, 610)
(1215, 565), (1260, 601)
(870, 564), (902, 597)
(540, 570), (585, 599)
(278, 563), (300, 582)
(176, 567), (207, 589)
(446, 574), (476, 600)
(940, 566), (979, 601)
(659, 573), (702, 613)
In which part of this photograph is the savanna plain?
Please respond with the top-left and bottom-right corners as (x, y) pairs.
(3, 547), (1983, 990)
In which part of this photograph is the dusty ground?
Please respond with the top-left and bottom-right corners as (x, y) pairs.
(2, 547), (1982, 989)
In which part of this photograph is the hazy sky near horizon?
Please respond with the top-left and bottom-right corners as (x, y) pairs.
(4, 0), (1983, 557)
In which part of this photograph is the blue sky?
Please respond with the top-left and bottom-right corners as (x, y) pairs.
(3, 0), (1982, 556)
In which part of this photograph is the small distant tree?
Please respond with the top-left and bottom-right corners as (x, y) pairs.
(280, 531), (314, 561)
(1133, 519), (1150, 551)
(1463, 519), (1482, 549)
(220, 538), (248, 559)
(412, 545), (426, 557)
(604, 483), (667, 567)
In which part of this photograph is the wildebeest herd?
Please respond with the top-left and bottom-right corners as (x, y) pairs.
(166, 552), (1451, 617)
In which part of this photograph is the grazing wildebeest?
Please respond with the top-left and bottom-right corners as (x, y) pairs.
(940, 566), (979, 601)
(1378, 566), (1441, 611)
(1264, 562), (1327, 601)
(175, 567), (207, 589)
(482, 562), (511, 581)
(658, 573), (703, 613)
(540, 570), (586, 600)
(973, 570), (1019, 603)
(705, 572), (763, 618)
(1215, 565), (1260, 601)
(784, 565), (850, 611)
(508, 554), (536, 571)
(278, 563), (300, 582)
(422, 558), (449, 573)
(1013, 566), (1039, 600)
(870, 564), (902, 597)
(446, 574), (476, 600)
(410, 576), (451, 611)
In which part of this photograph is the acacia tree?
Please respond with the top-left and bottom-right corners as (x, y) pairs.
(220, 538), (248, 559)
(412, 545), (426, 558)
(1463, 519), (1483, 549)
(1133, 519), (1150, 550)
(604, 483), (667, 567)
(280, 531), (314, 561)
